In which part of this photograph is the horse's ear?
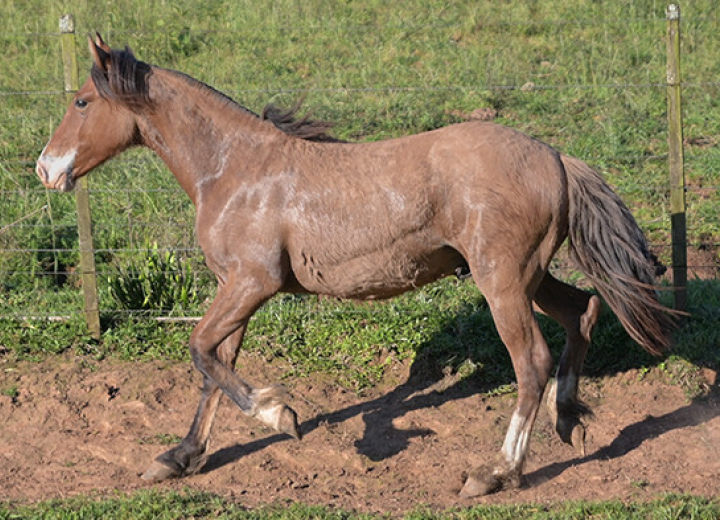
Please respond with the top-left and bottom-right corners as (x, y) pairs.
(88, 33), (111, 73)
(94, 32), (111, 53)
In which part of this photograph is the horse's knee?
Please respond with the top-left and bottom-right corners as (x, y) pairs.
(189, 329), (216, 374)
(189, 324), (245, 374)
(189, 344), (209, 374)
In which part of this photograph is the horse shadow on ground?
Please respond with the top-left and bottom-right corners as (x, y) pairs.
(202, 293), (504, 473)
(202, 343), (492, 473)
(201, 280), (720, 481)
(524, 377), (720, 487)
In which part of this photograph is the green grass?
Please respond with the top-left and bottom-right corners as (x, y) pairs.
(0, 490), (719, 519)
(2, 279), (718, 396)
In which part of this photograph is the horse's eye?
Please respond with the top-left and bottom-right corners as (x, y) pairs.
(74, 98), (88, 109)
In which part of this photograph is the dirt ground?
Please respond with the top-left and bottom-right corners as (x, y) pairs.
(1, 351), (719, 515)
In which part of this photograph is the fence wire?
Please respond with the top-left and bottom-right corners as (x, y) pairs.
(1, 12), (719, 323)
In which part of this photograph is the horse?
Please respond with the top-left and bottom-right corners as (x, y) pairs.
(36, 34), (674, 497)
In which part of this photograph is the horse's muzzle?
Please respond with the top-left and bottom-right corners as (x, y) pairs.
(36, 154), (76, 192)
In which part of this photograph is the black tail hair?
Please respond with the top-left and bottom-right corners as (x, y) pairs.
(562, 155), (676, 355)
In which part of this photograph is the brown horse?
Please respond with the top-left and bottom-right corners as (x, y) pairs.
(36, 34), (673, 497)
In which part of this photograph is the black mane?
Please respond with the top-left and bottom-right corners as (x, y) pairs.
(91, 46), (153, 112)
(261, 102), (342, 143)
(91, 46), (340, 142)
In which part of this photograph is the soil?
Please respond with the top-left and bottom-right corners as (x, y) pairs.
(1, 352), (719, 515)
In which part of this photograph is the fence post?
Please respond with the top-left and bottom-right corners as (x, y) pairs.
(60, 14), (102, 339)
(666, 4), (687, 312)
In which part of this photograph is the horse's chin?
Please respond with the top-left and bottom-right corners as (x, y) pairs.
(56, 172), (76, 192)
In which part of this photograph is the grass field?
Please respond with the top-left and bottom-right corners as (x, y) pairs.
(1, 0), (719, 517)
(1, 490), (720, 520)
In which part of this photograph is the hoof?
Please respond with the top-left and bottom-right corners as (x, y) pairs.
(141, 460), (181, 482)
(278, 405), (302, 440)
(458, 465), (519, 498)
(251, 385), (302, 440)
(556, 413), (587, 456)
(547, 379), (588, 456)
(571, 422), (586, 457)
(459, 474), (502, 498)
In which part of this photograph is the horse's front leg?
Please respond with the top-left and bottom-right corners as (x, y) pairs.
(142, 328), (243, 481)
(459, 290), (554, 497)
(142, 274), (300, 481)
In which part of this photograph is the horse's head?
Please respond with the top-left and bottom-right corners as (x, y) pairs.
(36, 34), (143, 192)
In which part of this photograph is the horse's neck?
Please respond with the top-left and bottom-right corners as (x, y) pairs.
(138, 69), (281, 204)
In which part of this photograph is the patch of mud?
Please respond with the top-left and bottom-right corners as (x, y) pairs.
(1, 352), (718, 514)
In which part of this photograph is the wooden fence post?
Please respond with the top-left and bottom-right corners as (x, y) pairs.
(666, 4), (687, 312)
(60, 14), (102, 339)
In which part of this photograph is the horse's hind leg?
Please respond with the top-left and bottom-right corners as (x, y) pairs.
(459, 273), (554, 497)
(533, 272), (601, 455)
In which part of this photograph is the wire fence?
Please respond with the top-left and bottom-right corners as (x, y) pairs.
(1, 7), (719, 329)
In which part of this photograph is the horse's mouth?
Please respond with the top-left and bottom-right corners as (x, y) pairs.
(46, 169), (76, 192)
(55, 171), (76, 192)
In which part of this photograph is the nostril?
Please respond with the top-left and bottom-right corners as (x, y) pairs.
(35, 159), (50, 185)
(36, 160), (50, 183)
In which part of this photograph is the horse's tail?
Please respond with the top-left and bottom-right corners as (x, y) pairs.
(561, 154), (675, 355)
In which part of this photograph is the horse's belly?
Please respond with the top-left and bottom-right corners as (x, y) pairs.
(289, 244), (467, 300)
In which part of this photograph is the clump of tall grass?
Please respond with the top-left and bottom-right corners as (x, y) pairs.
(106, 242), (199, 312)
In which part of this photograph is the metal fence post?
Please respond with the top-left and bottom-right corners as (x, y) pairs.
(60, 14), (102, 339)
(666, 4), (687, 312)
